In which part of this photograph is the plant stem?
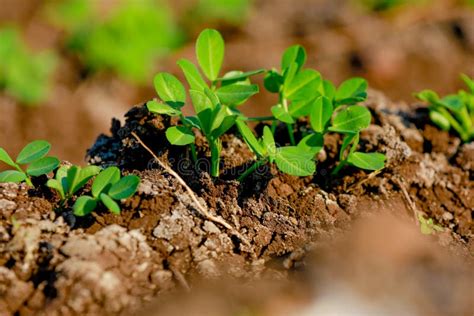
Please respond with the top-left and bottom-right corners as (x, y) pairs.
(331, 160), (346, 176)
(271, 120), (277, 134)
(238, 159), (265, 182)
(210, 139), (221, 178)
(190, 144), (198, 162)
(286, 123), (296, 145)
(246, 116), (276, 122)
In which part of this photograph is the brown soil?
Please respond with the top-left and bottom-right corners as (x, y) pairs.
(0, 90), (473, 315)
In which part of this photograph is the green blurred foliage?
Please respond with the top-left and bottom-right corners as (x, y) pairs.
(191, 0), (251, 25)
(354, 0), (427, 11)
(0, 28), (57, 105)
(47, 0), (184, 84)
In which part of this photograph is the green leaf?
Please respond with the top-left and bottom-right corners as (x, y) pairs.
(147, 100), (181, 116)
(297, 133), (324, 155)
(196, 29), (224, 81)
(283, 69), (321, 101)
(183, 116), (201, 129)
(460, 73), (474, 94)
(281, 45), (306, 72)
(440, 95), (463, 113)
(189, 89), (213, 114)
(0, 148), (17, 168)
(415, 90), (439, 104)
(275, 146), (315, 176)
(319, 79), (336, 100)
(339, 133), (359, 161)
(347, 152), (386, 170)
(69, 165), (101, 195)
(0, 170), (27, 183)
(166, 126), (195, 146)
(108, 175), (140, 200)
(92, 166), (120, 198)
(288, 98), (316, 117)
(264, 70), (283, 93)
(73, 196), (97, 217)
(217, 69), (265, 84)
(197, 108), (213, 136)
(26, 156), (59, 176)
(262, 126), (276, 159)
(329, 105), (371, 133)
(429, 110), (450, 131)
(204, 88), (221, 108)
(216, 84), (259, 106)
(177, 59), (207, 91)
(211, 114), (237, 138)
(310, 96), (333, 133)
(100, 193), (121, 215)
(46, 179), (64, 199)
(16, 140), (51, 164)
(335, 78), (368, 106)
(271, 105), (295, 124)
(153, 73), (186, 107)
(236, 120), (264, 157)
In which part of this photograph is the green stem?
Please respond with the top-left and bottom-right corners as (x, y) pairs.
(246, 116), (277, 122)
(238, 159), (266, 182)
(271, 120), (277, 134)
(190, 144), (198, 163)
(331, 160), (347, 176)
(287, 123), (296, 145)
(210, 139), (221, 178)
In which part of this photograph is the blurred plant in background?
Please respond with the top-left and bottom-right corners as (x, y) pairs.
(186, 0), (251, 26)
(0, 28), (57, 105)
(46, 0), (183, 84)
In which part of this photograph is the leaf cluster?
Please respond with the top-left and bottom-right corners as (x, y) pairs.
(46, 165), (101, 201)
(73, 167), (140, 216)
(416, 74), (474, 142)
(0, 28), (57, 105)
(0, 141), (60, 186)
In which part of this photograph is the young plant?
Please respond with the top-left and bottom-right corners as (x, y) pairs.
(415, 74), (474, 142)
(73, 166), (140, 216)
(147, 29), (261, 177)
(0, 141), (60, 186)
(46, 164), (101, 202)
(0, 28), (56, 105)
(236, 120), (319, 181)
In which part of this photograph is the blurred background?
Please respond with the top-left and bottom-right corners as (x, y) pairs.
(0, 0), (473, 165)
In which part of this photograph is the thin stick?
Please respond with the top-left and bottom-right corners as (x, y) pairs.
(131, 132), (249, 247)
(394, 177), (420, 226)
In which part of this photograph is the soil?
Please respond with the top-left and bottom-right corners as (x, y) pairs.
(0, 90), (473, 315)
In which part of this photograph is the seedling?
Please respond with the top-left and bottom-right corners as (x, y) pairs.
(236, 120), (318, 180)
(416, 74), (474, 142)
(147, 29), (261, 177)
(73, 166), (140, 216)
(418, 214), (444, 235)
(0, 28), (56, 104)
(0, 141), (60, 186)
(46, 164), (101, 202)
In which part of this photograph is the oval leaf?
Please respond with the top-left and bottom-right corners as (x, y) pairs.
(92, 166), (121, 198)
(283, 69), (321, 101)
(70, 165), (101, 195)
(16, 140), (51, 164)
(166, 126), (195, 146)
(217, 69), (265, 83)
(100, 193), (121, 215)
(335, 78), (368, 106)
(329, 105), (371, 133)
(27, 156), (60, 176)
(347, 152), (386, 171)
(281, 45), (306, 72)
(216, 84), (259, 106)
(154, 73), (186, 107)
(147, 100), (182, 116)
(73, 196), (97, 217)
(0, 170), (27, 183)
(196, 29), (224, 81)
(177, 58), (207, 91)
(275, 146), (315, 176)
(262, 126), (276, 159)
(297, 133), (324, 156)
(0, 148), (17, 168)
(236, 120), (264, 157)
(429, 110), (450, 131)
(108, 175), (140, 200)
(310, 96), (333, 133)
(271, 105), (295, 124)
(46, 179), (64, 199)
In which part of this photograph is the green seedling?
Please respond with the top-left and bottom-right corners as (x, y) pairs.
(418, 214), (444, 235)
(236, 120), (319, 181)
(0, 28), (56, 105)
(147, 29), (261, 177)
(47, 0), (182, 83)
(416, 74), (474, 142)
(46, 165), (101, 202)
(0, 141), (60, 186)
(73, 166), (140, 216)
